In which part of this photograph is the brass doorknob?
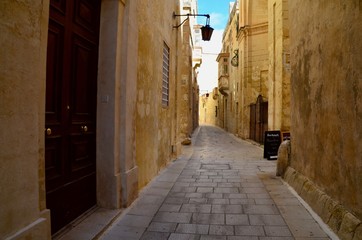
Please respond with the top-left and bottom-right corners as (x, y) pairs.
(46, 128), (52, 136)
(81, 126), (88, 132)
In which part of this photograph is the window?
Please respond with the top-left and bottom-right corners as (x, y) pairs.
(162, 42), (170, 107)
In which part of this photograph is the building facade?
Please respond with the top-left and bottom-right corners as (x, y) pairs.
(268, 0), (291, 133)
(284, 1), (362, 239)
(0, 0), (200, 238)
(215, 0), (291, 144)
(216, 2), (240, 133)
(216, 0), (274, 144)
(199, 89), (219, 126)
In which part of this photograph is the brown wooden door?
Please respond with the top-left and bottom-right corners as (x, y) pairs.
(250, 104), (256, 140)
(45, 0), (100, 234)
(250, 95), (268, 144)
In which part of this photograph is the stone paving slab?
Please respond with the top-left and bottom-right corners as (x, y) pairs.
(98, 125), (335, 240)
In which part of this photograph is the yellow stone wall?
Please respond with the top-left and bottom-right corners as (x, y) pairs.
(219, 2), (240, 134)
(199, 92), (218, 126)
(289, 0), (362, 222)
(217, 0), (291, 143)
(179, 21), (195, 139)
(238, 0), (269, 139)
(136, 0), (180, 189)
(0, 0), (51, 239)
(268, 0), (291, 132)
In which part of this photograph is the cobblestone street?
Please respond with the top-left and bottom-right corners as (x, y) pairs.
(94, 125), (334, 240)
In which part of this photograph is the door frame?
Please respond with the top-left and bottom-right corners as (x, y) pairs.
(43, 0), (140, 232)
(95, 0), (139, 209)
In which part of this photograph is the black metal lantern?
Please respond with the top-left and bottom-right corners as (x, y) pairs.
(201, 15), (213, 41)
(173, 12), (213, 41)
(201, 25), (213, 41)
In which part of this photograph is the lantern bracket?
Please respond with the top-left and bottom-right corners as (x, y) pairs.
(173, 12), (214, 41)
(173, 12), (211, 28)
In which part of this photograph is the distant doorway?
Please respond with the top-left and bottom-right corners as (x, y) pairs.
(250, 95), (268, 143)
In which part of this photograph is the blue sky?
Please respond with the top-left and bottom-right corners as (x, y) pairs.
(197, 0), (234, 30)
(197, 0), (235, 93)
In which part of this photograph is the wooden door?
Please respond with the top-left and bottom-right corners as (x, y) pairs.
(45, 0), (100, 234)
(250, 104), (256, 140)
(260, 102), (268, 143)
(250, 95), (268, 144)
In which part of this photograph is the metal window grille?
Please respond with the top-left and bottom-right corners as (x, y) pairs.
(162, 42), (170, 107)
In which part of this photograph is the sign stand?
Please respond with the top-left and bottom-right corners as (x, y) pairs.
(263, 131), (282, 160)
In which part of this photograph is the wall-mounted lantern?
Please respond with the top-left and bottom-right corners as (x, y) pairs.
(173, 12), (214, 41)
(231, 49), (239, 67)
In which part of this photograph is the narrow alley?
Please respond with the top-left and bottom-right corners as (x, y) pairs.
(93, 125), (333, 240)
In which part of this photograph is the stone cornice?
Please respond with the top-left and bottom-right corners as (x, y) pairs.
(237, 22), (268, 40)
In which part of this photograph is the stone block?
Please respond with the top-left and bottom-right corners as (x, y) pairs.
(313, 193), (329, 220)
(209, 225), (234, 235)
(159, 204), (182, 212)
(293, 172), (308, 194)
(191, 213), (225, 225)
(168, 233), (200, 240)
(328, 205), (346, 234)
(189, 198), (208, 204)
(243, 205), (279, 215)
(211, 204), (243, 214)
(176, 224), (209, 234)
(148, 222), (178, 233)
(103, 225), (146, 240)
(353, 224), (362, 240)
(234, 226), (265, 236)
(140, 231), (170, 240)
(337, 212), (361, 240)
(283, 167), (296, 184)
(117, 214), (153, 228)
(154, 212), (192, 223)
(180, 204), (212, 213)
(285, 219), (327, 238)
(208, 198), (230, 204)
(276, 140), (291, 177)
(249, 215), (286, 226)
(226, 214), (249, 225)
(264, 226), (292, 237)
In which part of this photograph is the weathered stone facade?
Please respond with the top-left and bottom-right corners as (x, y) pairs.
(199, 90), (219, 126)
(286, 0), (362, 239)
(0, 0), (51, 239)
(238, 0), (270, 141)
(136, 0), (200, 189)
(216, 0), (276, 144)
(136, 0), (178, 189)
(215, 0), (291, 144)
(268, 0), (291, 132)
(0, 0), (199, 238)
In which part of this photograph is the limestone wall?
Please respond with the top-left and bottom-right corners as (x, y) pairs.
(199, 93), (218, 126)
(268, 0), (290, 132)
(136, 0), (177, 188)
(289, 0), (362, 224)
(238, 0), (269, 139)
(0, 0), (50, 239)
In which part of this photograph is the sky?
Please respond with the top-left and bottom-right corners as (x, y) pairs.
(196, 0), (235, 94)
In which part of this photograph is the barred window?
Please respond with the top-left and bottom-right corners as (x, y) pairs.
(162, 42), (170, 107)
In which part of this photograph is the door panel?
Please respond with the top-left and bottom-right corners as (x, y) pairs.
(45, 0), (100, 234)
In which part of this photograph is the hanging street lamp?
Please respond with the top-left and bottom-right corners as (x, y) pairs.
(173, 12), (214, 41)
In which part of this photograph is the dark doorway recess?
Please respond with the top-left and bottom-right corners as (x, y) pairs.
(250, 95), (268, 144)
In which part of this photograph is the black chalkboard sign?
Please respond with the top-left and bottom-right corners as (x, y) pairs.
(263, 131), (281, 160)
